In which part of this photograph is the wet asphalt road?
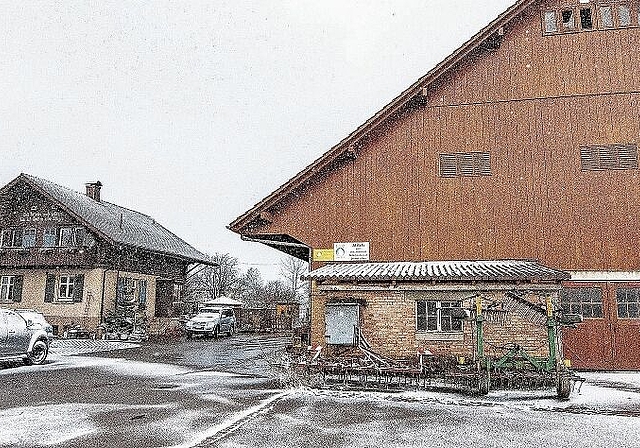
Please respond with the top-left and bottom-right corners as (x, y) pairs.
(1, 334), (640, 448)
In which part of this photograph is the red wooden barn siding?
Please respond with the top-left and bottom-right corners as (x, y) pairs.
(254, 1), (640, 274)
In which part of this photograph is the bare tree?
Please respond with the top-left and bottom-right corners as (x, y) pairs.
(279, 255), (309, 302)
(185, 253), (240, 304)
(236, 267), (265, 307)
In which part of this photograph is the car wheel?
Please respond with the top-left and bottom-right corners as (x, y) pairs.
(186, 331), (193, 339)
(227, 324), (235, 337)
(25, 340), (48, 365)
(213, 326), (220, 338)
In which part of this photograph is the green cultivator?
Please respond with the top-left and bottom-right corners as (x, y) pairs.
(287, 295), (583, 398)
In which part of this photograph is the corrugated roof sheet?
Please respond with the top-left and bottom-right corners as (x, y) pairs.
(20, 174), (210, 264)
(303, 260), (570, 282)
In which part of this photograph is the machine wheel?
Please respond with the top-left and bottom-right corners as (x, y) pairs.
(557, 374), (571, 399)
(25, 340), (48, 365)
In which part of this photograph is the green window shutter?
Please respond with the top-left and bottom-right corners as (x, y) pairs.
(44, 274), (56, 303)
(12, 275), (23, 302)
(73, 274), (85, 302)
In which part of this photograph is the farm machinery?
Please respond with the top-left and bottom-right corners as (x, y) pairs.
(285, 295), (584, 398)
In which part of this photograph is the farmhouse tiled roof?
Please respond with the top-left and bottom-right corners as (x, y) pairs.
(15, 174), (211, 264)
(304, 260), (570, 283)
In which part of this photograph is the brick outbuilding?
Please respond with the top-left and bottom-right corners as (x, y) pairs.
(304, 260), (569, 362)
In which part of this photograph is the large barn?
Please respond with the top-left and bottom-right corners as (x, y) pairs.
(230, 0), (640, 370)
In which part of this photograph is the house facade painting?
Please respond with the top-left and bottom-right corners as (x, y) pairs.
(0, 174), (212, 336)
(230, 0), (640, 369)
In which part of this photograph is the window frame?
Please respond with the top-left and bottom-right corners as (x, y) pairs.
(1, 228), (23, 248)
(57, 274), (75, 301)
(559, 286), (604, 319)
(416, 300), (463, 333)
(616, 287), (640, 319)
(0, 275), (15, 303)
(543, 2), (640, 35)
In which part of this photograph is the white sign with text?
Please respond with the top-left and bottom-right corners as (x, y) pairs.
(333, 242), (370, 261)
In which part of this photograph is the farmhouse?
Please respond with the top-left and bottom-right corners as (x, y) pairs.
(230, 0), (640, 370)
(0, 174), (213, 337)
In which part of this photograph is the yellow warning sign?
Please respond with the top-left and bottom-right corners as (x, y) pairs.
(312, 248), (334, 262)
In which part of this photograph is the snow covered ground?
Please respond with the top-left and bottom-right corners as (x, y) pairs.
(1, 337), (638, 447)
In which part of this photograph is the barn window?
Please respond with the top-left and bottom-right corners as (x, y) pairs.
(580, 143), (638, 171)
(417, 301), (462, 332)
(617, 4), (632, 25)
(544, 11), (558, 33)
(600, 6), (615, 28)
(616, 288), (640, 318)
(439, 152), (491, 178)
(559, 287), (603, 318)
(561, 8), (576, 30)
(580, 7), (594, 29)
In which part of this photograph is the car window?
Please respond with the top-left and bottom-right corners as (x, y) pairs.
(196, 312), (220, 318)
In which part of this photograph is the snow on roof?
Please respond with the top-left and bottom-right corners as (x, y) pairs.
(303, 260), (570, 283)
(15, 174), (211, 264)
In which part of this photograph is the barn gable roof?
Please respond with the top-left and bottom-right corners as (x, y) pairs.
(1, 173), (212, 264)
(229, 0), (535, 234)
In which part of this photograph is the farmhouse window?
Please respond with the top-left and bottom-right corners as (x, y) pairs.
(580, 143), (638, 171)
(616, 288), (640, 318)
(58, 275), (75, 300)
(416, 300), (462, 332)
(1, 228), (23, 248)
(0, 275), (23, 303)
(439, 152), (491, 178)
(43, 228), (57, 247)
(559, 287), (603, 318)
(44, 274), (84, 303)
(117, 277), (148, 309)
(59, 227), (74, 247)
(22, 228), (36, 248)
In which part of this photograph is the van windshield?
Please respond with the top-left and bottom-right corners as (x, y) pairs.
(200, 307), (222, 314)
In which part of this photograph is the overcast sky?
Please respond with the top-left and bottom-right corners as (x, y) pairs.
(0, 0), (515, 280)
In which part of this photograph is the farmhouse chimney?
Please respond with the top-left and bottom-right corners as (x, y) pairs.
(85, 181), (103, 202)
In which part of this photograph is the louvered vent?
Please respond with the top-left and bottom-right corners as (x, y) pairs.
(580, 143), (638, 171)
(439, 152), (492, 178)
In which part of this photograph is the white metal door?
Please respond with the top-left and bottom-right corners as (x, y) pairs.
(325, 304), (359, 345)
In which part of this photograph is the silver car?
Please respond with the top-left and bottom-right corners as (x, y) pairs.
(14, 309), (54, 338)
(185, 307), (236, 339)
(0, 307), (51, 365)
